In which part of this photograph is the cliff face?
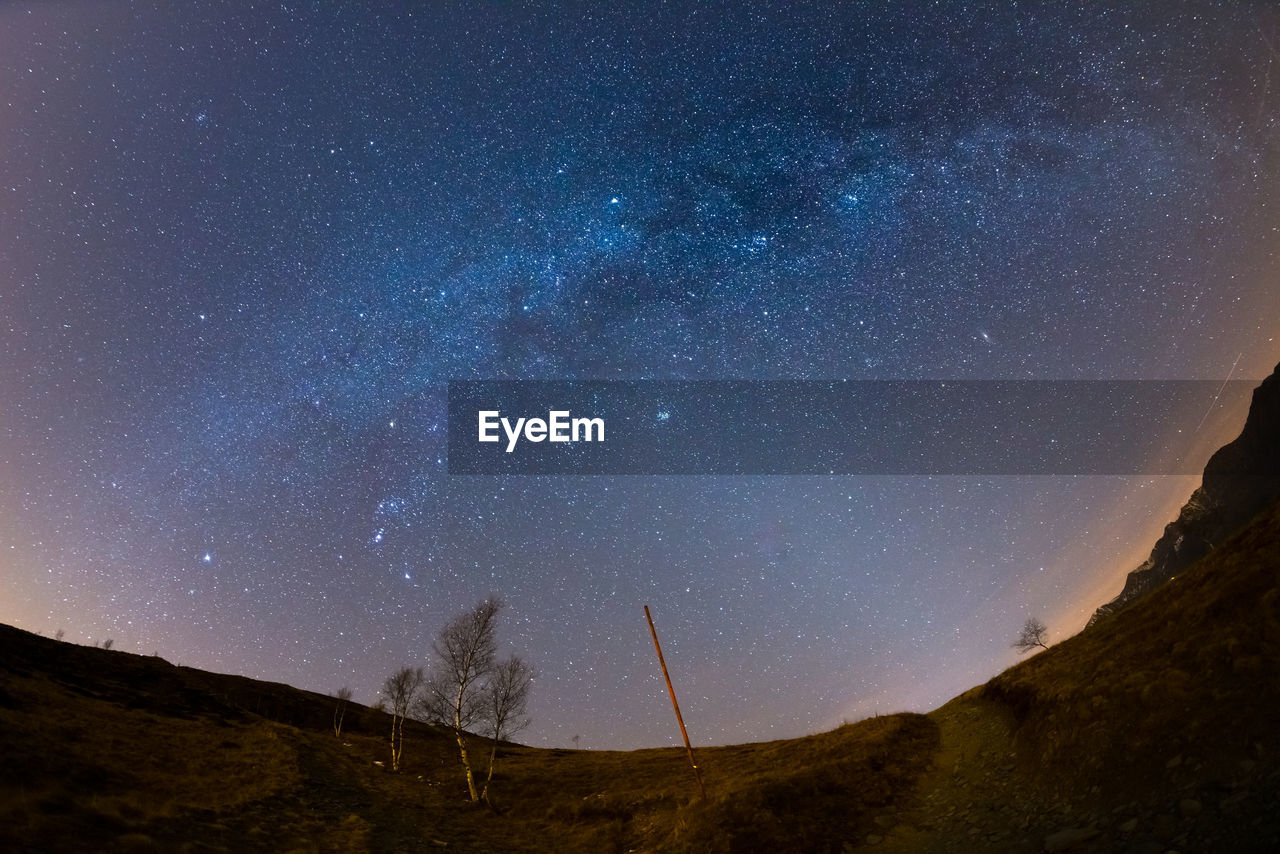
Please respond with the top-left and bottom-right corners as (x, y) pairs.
(1088, 361), (1280, 626)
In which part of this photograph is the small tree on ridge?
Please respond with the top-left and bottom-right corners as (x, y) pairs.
(1013, 617), (1049, 654)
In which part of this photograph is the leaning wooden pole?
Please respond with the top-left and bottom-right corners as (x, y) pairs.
(644, 604), (706, 799)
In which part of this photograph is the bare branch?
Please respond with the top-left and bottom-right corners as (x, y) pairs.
(432, 596), (502, 690)
(382, 666), (424, 717)
(1013, 617), (1049, 654)
(487, 655), (534, 742)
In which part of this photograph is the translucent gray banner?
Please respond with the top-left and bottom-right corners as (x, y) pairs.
(446, 381), (1261, 475)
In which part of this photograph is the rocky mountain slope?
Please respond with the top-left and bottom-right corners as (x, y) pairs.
(1089, 360), (1280, 625)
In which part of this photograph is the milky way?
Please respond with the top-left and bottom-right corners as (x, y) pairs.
(3, 2), (1279, 749)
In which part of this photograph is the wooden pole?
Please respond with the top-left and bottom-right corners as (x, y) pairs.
(644, 604), (706, 799)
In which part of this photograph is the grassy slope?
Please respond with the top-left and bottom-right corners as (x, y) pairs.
(2, 500), (1278, 852)
(983, 498), (1280, 783)
(0, 628), (938, 853)
(872, 499), (1280, 853)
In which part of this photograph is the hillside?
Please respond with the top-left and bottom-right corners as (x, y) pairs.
(3, 497), (1279, 852)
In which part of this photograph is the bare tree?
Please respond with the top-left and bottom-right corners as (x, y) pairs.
(333, 686), (354, 738)
(1013, 617), (1049, 654)
(479, 655), (533, 803)
(54, 628), (65, 642)
(419, 597), (502, 802)
(101, 639), (114, 650)
(382, 667), (424, 772)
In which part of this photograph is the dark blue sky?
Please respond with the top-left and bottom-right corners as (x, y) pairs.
(2, 2), (1279, 748)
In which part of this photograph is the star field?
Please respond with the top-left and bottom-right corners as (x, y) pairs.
(2, 2), (1280, 749)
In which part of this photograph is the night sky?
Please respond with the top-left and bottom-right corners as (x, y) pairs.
(3, 2), (1279, 750)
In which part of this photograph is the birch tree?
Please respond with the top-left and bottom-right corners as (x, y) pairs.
(382, 666), (424, 771)
(420, 597), (502, 802)
(332, 686), (353, 737)
(478, 655), (533, 803)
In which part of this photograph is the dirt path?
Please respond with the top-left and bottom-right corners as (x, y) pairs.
(870, 694), (1058, 853)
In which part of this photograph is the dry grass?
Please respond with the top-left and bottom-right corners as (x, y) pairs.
(494, 713), (938, 852)
(0, 677), (297, 848)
